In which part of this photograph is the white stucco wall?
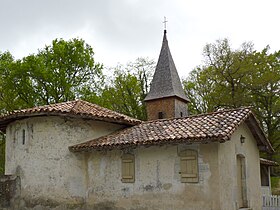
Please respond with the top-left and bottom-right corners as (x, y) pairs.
(218, 122), (262, 210)
(84, 143), (221, 210)
(4, 117), (263, 210)
(5, 116), (124, 206)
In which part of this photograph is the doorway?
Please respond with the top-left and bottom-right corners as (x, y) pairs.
(237, 154), (248, 208)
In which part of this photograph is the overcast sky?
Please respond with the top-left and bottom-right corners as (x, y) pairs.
(1, 0), (280, 78)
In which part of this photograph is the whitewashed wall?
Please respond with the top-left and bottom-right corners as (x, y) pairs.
(85, 143), (221, 210)
(5, 116), (124, 207)
(218, 122), (262, 210)
(4, 117), (263, 210)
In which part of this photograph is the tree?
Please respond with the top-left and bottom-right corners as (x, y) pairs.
(0, 51), (19, 112)
(127, 57), (155, 103)
(184, 39), (280, 160)
(83, 57), (155, 120)
(101, 70), (145, 119)
(0, 38), (103, 112)
(245, 48), (280, 154)
(184, 39), (256, 114)
(183, 66), (216, 114)
(205, 39), (253, 107)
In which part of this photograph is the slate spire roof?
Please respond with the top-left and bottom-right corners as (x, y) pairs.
(144, 30), (189, 102)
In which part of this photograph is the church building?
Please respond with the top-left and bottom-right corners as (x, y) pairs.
(0, 30), (274, 210)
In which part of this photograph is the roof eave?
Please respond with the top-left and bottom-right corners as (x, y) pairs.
(260, 158), (279, 166)
(144, 95), (190, 103)
(0, 112), (141, 132)
(245, 115), (274, 153)
(69, 136), (229, 153)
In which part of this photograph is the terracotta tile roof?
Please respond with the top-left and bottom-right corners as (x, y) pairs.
(69, 107), (273, 153)
(0, 100), (141, 131)
(260, 158), (279, 166)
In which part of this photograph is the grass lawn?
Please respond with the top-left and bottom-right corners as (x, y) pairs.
(271, 176), (280, 195)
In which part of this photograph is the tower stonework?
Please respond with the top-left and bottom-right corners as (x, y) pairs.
(144, 30), (189, 120)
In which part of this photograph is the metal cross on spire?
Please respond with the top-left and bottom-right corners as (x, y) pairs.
(163, 16), (168, 30)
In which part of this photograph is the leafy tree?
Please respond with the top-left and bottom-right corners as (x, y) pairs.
(102, 70), (145, 119)
(127, 57), (155, 103)
(183, 66), (216, 114)
(245, 47), (280, 153)
(184, 39), (258, 114)
(83, 57), (155, 120)
(191, 39), (253, 112)
(34, 38), (103, 104)
(184, 39), (280, 160)
(0, 38), (103, 112)
(0, 52), (19, 112)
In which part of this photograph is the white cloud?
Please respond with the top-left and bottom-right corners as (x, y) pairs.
(1, 0), (280, 77)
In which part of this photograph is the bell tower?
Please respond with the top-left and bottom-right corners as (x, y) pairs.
(144, 30), (189, 120)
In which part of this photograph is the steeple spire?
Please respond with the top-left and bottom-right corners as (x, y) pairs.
(144, 30), (189, 103)
(144, 30), (189, 120)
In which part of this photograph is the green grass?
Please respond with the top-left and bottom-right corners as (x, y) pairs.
(271, 177), (280, 195)
(271, 177), (280, 188)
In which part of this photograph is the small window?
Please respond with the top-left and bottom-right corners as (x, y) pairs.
(158, 112), (164, 119)
(22, 129), (26, 145)
(121, 154), (135, 183)
(180, 112), (183, 117)
(179, 149), (198, 183)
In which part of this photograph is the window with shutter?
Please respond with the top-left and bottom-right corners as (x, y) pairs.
(179, 149), (198, 183)
(121, 153), (135, 183)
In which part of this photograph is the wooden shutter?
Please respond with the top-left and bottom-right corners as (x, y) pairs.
(121, 154), (135, 183)
(179, 150), (198, 183)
